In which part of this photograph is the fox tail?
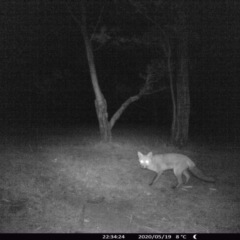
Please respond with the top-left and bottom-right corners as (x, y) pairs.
(189, 166), (215, 183)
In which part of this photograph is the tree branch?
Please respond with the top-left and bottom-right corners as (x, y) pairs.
(65, 0), (82, 28)
(110, 94), (140, 128)
(90, 5), (105, 41)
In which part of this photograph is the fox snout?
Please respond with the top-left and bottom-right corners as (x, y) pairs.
(139, 160), (150, 169)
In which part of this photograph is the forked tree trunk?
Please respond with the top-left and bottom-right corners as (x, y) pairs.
(80, 1), (143, 142)
(69, 1), (157, 141)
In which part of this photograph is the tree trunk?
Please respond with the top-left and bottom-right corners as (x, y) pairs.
(157, 27), (177, 144)
(95, 98), (112, 142)
(80, 1), (112, 141)
(168, 54), (177, 140)
(170, 2), (190, 148)
(172, 35), (190, 148)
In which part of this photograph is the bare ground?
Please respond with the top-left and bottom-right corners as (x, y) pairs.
(0, 126), (239, 233)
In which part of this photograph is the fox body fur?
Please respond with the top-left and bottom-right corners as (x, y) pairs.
(138, 151), (215, 188)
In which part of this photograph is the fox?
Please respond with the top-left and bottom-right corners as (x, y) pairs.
(138, 151), (215, 188)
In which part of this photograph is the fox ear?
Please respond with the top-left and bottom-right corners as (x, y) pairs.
(137, 151), (143, 158)
(147, 152), (153, 158)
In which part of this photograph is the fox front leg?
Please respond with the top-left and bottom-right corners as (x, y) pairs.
(149, 171), (163, 186)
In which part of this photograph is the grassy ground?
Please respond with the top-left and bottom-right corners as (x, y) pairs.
(0, 125), (239, 233)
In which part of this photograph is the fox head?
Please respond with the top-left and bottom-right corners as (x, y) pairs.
(137, 151), (153, 168)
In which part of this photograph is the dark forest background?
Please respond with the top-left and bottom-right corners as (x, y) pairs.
(0, 0), (239, 143)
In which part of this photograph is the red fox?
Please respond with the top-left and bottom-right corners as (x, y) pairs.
(138, 151), (215, 188)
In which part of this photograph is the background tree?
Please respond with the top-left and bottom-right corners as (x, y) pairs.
(129, 0), (191, 147)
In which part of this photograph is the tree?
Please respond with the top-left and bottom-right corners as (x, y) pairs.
(129, 0), (191, 147)
(66, 0), (166, 142)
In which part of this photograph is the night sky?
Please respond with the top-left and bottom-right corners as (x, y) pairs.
(0, 0), (239, 142)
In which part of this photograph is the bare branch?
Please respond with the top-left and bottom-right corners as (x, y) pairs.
(142, 87), (169, 95)
(90, 5), (105, 41)
(65, 0), (82, 28)
(139, 58), (167, 95)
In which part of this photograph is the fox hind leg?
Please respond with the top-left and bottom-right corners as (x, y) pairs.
(183, 170), (190, 183)
(174, 175), (184, 188)
(173, 170), (184, 188)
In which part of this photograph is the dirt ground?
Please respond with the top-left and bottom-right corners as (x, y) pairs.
(0, 126), (239, 233)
